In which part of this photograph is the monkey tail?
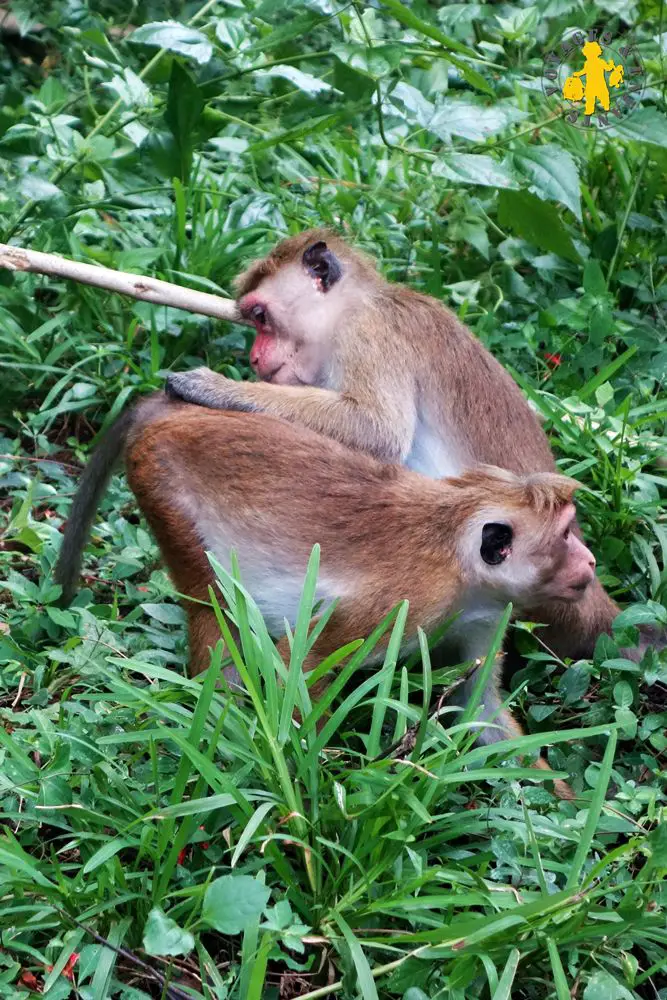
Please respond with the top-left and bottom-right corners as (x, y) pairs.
(54, 406), (136, 605)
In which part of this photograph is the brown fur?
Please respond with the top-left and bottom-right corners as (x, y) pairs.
(234, 227), (379, 297)
(166, 229), (625, 660)
(126, 399), (581, 648)
(123, 397), (592, 798)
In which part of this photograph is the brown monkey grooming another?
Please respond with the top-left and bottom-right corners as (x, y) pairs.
(165, 229), (634, 661)
(59, 395), (595, 796)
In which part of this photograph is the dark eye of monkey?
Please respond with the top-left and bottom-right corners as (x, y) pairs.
(302, 240), (342, 291)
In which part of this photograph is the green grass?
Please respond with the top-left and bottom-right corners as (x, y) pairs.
(0, 0), (666, 996)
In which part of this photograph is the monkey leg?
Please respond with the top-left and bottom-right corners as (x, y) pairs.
(449, 660), (574, 799)
(126, 426), (242, 684)
(274, 602), (391, 727)
(188, 606), (221, 676)
(532, 757), (575, 801)
(186, 604), (242, 688)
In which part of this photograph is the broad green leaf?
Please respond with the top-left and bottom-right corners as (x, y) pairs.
(433, 153), (518, 189)
(140, 602), (186, 625)
(332, 42), (399, 79)
(143, 908), (195, 957)
(165, 61), (205, 183)
(429, 99), (526, 141)
(613, 681), (633, 708)
(215, 17), (246, 48)
(497, 189), (581, 263)
(20, 176), (63, 201)
(129, 21), (213, 64)
(583, 970), (634, 1000)
(614, 603), (666, 629)
(203, 875), (271, 935)
(104, 69), (152, 109)
(511, 145), (581, 220)
(607, 107), (667, 147)
(558, 664), (590, 704)
(583, 259), (607, 296)
(256, 65), (333, 95)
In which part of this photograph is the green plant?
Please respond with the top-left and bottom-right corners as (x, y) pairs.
(0, 0), (665, 995)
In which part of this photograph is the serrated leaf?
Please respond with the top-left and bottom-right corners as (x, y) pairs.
(256, 65), (333, 95)
(614, 604), (666, 629)
(511, 144), (581, 220)
(130, 21), (213, 64)
(142, 908), (194, 957)
(607, 107), (667, 148)
(433, 153), (518, 189)
(215, 18), (246, 48)
(203, 875), (271, 934)
(428, 99), (526, 142)
(386, 81), (435, 124)
(497, 189), (581, 263)
(104, 69), (152, 109)
(332, 42), (402, 80)
(20, 176), (63, 201)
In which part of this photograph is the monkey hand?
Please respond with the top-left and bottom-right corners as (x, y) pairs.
(165, 368), (249, 411)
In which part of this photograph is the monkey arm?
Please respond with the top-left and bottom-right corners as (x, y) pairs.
(165, 368), (416, 463)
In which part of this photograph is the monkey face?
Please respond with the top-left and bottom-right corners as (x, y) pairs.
(534, 504), (597, 603)
(472, 502), (596, 606)
(238, 242), (350, 387)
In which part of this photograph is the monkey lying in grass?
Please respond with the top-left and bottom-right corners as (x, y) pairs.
(56, 394), (596, 797)
(164, 229), (659, 662)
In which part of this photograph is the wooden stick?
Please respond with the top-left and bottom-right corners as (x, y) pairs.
(0, 243), (245, 324)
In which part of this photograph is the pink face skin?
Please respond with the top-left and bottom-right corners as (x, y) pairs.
(239, 293), (284, 381)
(543, 504), (596, 601)
(237, 250), (352, 387)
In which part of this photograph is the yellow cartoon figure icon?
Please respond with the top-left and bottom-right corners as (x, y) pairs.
(562, 75), (584, 100)
(609, 63), (624, 88)
(563, 40), (618, 115)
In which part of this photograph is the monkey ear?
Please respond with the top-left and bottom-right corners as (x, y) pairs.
(304, 240), (328, 261)
(303, 241), (343, 290)
(481, 523), (513, 565)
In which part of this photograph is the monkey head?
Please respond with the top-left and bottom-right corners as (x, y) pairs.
(456, 467), (597, 608)
(235, 229), (376, 386)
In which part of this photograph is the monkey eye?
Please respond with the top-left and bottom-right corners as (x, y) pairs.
(303, 240), (342, 291)
(250, 304), (267, 325)
(563, 526), (571, 540)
